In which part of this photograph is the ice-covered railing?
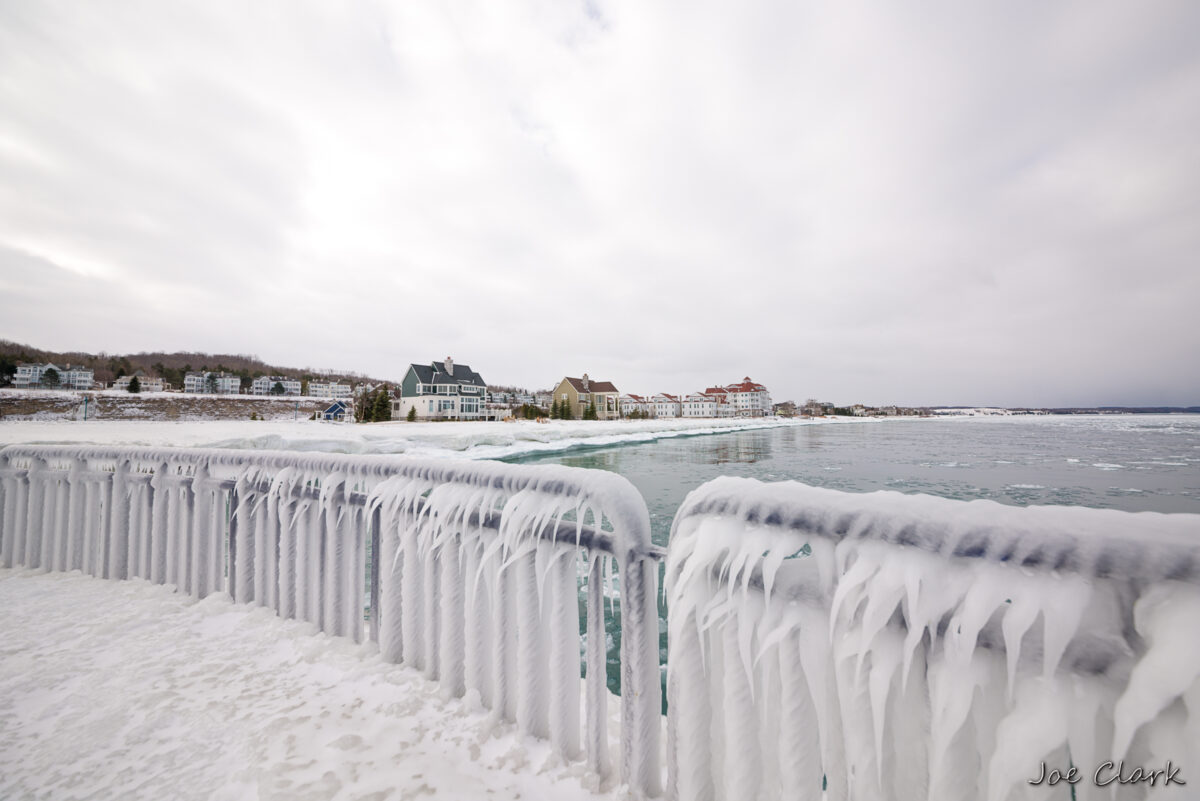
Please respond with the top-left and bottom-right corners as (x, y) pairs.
(0, 444), (663, 797)
(665, 477), (1200, 801)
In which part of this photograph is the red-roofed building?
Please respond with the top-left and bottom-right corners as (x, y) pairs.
(705, 377), (772, 417)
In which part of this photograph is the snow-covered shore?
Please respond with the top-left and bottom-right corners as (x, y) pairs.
(0, 568), (620, 801)
(0, 416), (852, 460)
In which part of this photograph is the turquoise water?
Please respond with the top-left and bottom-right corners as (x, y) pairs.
(505, 415), (1200, 548)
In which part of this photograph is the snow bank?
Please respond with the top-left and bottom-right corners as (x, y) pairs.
(0, 417), (806, 460)
(0, 568), (622, 801)
(665, 478), (1200, 801)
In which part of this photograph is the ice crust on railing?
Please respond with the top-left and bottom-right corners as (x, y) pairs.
(0, 444), (663, 798)
(666, 477), (1200, 801)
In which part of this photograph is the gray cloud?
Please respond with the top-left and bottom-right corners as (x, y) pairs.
(2, 0), (1198, 406)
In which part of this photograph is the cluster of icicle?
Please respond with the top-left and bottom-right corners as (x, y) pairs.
(665, 477), (1200, 801)
(0, 445), (663, 797)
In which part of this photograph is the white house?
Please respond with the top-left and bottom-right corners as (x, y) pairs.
(652, 393), (681, 418)
(392, 357), (487, 421)
(306, 381), (352, 399)
(251, 376), (302, 396)
(12, 362), (94, 390)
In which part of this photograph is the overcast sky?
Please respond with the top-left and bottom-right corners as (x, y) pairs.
(2, 1), (1198, 406)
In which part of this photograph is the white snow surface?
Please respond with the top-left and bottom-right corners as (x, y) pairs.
(0, 567), (621, 801)
(0, 417), (821, 460)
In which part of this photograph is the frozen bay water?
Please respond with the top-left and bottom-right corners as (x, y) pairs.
(0, 567), (620, 801)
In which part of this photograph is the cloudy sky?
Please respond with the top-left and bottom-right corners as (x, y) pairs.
(1, 1), (1198, 406)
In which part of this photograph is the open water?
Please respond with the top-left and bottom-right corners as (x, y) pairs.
(506, 414), (1200, 547)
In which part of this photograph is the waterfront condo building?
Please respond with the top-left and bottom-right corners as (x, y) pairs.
(12, 362), (95, 390)
(307, 381), (352, 399)
(251, 376), (302, 396)
(183, 371), (241, 394)
(705, 377), (772, 417)
(112, 370), (165, 393)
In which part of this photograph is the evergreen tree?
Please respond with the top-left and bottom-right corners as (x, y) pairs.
(407, 405), (417, 422)
(373, 388), (392, 422)
(270, 381), (285, 396)
(128, 375), (141, 393)
(561, 399), (574, 420)
(204, 373), (217, 394)
(549, 399), (559, 419)
(585, 399), (597, 420)
(42, 367), (60, 388)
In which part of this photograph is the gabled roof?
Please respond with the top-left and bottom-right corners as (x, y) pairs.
(564, 376), (619, 394)
(323, 400), (350, 412)
(408, 361), (486, 387)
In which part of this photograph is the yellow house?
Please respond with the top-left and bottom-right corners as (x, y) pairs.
(551, 374), (620, 419)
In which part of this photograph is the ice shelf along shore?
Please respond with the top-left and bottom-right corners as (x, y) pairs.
(0, 416), (814, 460)
(666, 477), (1200, 801)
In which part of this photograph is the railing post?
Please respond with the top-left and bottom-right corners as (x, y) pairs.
(437, 530), (465, 697)
(586, 552), (613, 783)
(278, 497), (298, 619)
(548, 547), (581, 760)
(190, 464), (211, 598)
(21, 457), (44, 570)
(148, 461), (169, 585)
(0, 453), (17, 568)
(368, 505), (382, 645)
(515, 544), (549, 738)
(64, 457), (86, 572)
(620, 554), (664, 797)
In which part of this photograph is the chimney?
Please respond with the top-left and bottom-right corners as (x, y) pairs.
(445, 356), (454, 376)
(582, 373), (589, 391)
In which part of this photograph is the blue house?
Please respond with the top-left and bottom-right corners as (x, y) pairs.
(321, 400), (351, 421)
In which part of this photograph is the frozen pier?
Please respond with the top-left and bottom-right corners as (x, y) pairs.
(3, 445), (1199, 801)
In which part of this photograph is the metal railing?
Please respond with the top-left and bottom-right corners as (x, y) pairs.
(665, 476), (1200, 801)
(0, 444), (663, 797)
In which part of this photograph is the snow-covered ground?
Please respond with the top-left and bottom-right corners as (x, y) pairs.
(0, 416), (827, 459)
(0, 568), (622, 801)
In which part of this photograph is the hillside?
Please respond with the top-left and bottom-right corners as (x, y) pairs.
(0, 340), (395, 390)
(0, 389), (333, 422)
